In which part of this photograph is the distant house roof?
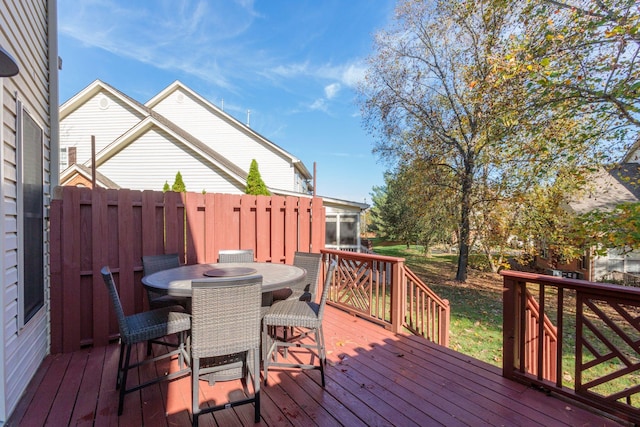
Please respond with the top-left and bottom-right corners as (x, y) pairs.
(622, 137), (640, 163)
(567, 163), (640, 214)
(59, 79), (370, 212)
(146, 81), (312, 181)
(60, 163), (121, 189)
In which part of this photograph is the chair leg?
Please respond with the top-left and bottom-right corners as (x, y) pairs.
(192, 357), (200, 427)
(262, 322), (271, 385)
(116, 341), (125, 389)
(253, 347), (261, 423)
(118, 344), (132, 416)
(147, 339), (153, 356)
(316, 326), (326, 387)
(178, 331), (185, 369)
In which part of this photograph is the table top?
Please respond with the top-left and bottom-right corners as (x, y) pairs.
(142, 262), (306, 297)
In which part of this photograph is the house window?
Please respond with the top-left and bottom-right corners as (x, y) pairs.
(18, 106), (44, 326)
(325, 216), (337, 246)
(325, 213), (359, 248)
(579, 251), (588, 270)
(339, 215), (358, 246)
(60, 146), (68, 170)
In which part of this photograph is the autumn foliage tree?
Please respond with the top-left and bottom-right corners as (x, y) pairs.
(360, 0), (549, 281)
(360, 0), (640, 281)
(511, 0), (640, 136)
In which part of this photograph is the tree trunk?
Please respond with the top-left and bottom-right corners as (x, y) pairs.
(456, 162), (474, 282)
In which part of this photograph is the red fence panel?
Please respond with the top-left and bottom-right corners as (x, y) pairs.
(49, 186), (325, 352)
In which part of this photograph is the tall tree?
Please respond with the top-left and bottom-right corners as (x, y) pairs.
(245, 159), (271, 196)
(360, 0), (526, 281)
(506, 0), (639, 151)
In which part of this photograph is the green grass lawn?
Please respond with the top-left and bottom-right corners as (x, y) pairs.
(372, 242), (504, 366)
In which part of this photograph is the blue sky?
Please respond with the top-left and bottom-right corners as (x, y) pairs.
(57, 0), (397, 205)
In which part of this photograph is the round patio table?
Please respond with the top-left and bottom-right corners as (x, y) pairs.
(142, 262), (306, 298)
(143, 261), (306, 382)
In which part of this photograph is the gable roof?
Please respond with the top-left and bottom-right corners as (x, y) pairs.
(622, 136), (640, 163)
(146, 81), (312, 180)
(60, 163), (121, 189)
(59, 80), (368, 210)
(567, 163), (640, 214)
(60, 79), (149, 120)
(93, 115), (249, 187)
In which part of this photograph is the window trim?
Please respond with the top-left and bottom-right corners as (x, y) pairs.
(17, 102), (45, 329)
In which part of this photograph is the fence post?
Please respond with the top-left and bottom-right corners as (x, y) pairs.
(390, 260), (404, 334)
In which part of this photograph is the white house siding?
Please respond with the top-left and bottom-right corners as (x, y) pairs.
(626, 147), (640, 163)
(97, 127), (244, 194)
(61, 89), (144, 166)
(593, 249), (640, 281)
(152, 88), (296, 191)
(0, 0), (55, 423)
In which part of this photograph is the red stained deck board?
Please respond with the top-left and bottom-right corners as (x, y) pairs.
(7, 306), (623, 427)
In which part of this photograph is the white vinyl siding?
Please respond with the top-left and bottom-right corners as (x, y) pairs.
(60, 90), (144, 167)
(0, 0), (54, 422)
(98, 127), (244, 193)
(152, 88), (296, 191)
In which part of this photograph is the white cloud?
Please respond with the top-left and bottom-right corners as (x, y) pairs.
(58, 0), (259, 90)
(268, 60), (366, 89)
(309, 98), (328, 112)
(59, 0), (372, 96)
(324, 83), (341, 99)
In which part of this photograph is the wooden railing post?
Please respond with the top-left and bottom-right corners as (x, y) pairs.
(390, 259), (404, 334)
(503, 276), (516, 380)
(439, 303), (450, 347)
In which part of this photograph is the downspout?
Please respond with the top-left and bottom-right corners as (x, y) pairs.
(48, 0), (59, 188)
(47, 0), (59, 356)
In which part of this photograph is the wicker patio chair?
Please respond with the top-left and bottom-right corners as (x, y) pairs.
(218, 248), (274, 308)
(262, 260), (337, 387)
(218, 249), (254, 263)
(101, 266), (190, 416)
(190, 274), (262, 426)
(272, 251), (322, 302)
(142, 253), (188, 310)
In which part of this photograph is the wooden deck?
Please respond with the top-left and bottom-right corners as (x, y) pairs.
(8, 306), (624, 426)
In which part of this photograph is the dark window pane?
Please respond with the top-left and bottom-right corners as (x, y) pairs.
(325, 218), (337, 245)
(339, 218), (357, 245)
(22, 111), (44, 323)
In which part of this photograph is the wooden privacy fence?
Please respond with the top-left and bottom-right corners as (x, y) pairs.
(50, 186), (325, 353)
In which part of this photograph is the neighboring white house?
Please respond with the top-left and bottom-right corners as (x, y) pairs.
(60, 80), (368, 251)
(0, 1), (58, 423)
(537, 142), (640, 282)
(569, 159), (640, 281)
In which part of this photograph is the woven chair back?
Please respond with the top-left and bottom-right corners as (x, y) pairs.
(101, 266), (130, 337)
(218, 249), (254, 263)
(190, 274), (262, 359)
(293, 252), (322, 300)
(317, 261), (337, 321)
(142, 253), (180, 275)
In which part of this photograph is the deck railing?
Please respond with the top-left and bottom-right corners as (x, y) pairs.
(321, 249), (449, 346)
(502, 270), (640, 424)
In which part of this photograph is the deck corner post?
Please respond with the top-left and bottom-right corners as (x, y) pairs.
(390, 260), (404, 334)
